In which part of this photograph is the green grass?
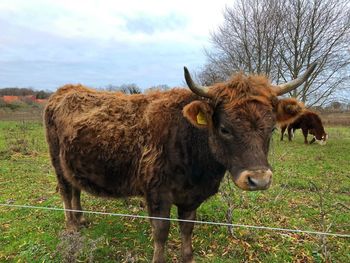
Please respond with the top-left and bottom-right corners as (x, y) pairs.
(0, 121), (349, 262)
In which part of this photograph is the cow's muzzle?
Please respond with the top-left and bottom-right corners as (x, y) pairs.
(315, 134), (328, 145)
(231, 169), (272, 191)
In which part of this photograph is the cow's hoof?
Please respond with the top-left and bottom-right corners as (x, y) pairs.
(182, 254), (195, 263)
(78, 216), (89, 226)
(66, 221), (80, 232)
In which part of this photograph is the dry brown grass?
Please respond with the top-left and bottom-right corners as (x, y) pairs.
(320, 111), (350, 126)
(0, 107), (44, 121)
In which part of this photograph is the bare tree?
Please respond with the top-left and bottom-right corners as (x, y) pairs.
(145, 84), (170, 92)
(201, 0), (350, 106)
(202, 0), (284, 81)
(279, 0), (350, 106)
(105, 84), (141, 94)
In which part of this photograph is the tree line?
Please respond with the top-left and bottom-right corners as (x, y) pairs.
(0, 88), (52, 99)
(0, 83), (171, 100)
(102, 84), (170, 94)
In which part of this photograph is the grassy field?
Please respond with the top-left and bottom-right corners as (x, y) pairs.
(0, 120), (349, 262)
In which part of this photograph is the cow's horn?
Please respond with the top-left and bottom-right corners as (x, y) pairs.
(184, 67), (211, 98)
(273, 63), (317, 95)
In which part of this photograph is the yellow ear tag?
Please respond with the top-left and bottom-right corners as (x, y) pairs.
(196, 111), (207, 125)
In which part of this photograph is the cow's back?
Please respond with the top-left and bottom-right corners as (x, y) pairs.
(44, 84), (151, 197)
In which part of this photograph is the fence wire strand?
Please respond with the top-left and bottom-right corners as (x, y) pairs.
(1, 203), (349, 238)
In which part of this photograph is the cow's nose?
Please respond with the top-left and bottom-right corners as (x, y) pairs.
(247, 169), (272, 189)
(234, 169), (272, 191)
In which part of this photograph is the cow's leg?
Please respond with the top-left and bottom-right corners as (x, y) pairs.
(280, 125), (287, 141)
(302, 128), (309, 144)
(47, 131), (79, 231)
(51, 157), (79, 231)
(178, 208), (196, 263)
(57, 176), (79, 231)
(287, 127), (293, 141)
(71, 187), (87, 226)
(147, 196), (171, 263)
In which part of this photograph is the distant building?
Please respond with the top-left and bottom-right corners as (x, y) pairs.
(24, 95), (36, 102)
(36, 99), (48, 104)
(2, 96), (20, 103)
(0, 95), (47, 104)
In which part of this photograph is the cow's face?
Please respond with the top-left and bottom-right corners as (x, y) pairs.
(209, 101), (275, 190)
(314, 133), (328, 145)
(183, 94), (303, 191)
(183, 64), (316, 191)
(310, 128), (328, 145)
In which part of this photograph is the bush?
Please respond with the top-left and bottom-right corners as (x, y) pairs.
(0, 102), (23, 110)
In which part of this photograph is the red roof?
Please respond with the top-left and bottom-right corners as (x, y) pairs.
(1, 95), (48, 104)
(25, 95), (36, 101)
(3, 96), (20, 103)
(36, 99), (48, 104)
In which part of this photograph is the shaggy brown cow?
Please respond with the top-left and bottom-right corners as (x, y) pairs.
(280, 110), (328, 145)
(44, 64), (316, 263)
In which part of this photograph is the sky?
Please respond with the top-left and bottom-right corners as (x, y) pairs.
(0, 0), (232, 91)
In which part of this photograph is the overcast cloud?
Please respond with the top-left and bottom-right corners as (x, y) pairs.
(0, 0), (231, 90)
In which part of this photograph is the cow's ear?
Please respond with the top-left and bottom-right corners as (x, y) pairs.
(183, 100), (213, 129)
(276, 98), (304, 126)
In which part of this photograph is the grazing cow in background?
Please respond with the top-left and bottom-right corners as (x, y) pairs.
(44, 63), (316, 263)
(280, 110), (328, 145)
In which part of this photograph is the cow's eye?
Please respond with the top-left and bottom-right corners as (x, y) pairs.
(219, 126), (231, 136)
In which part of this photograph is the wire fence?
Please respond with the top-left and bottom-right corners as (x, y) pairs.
(1, 203), (349, 238)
